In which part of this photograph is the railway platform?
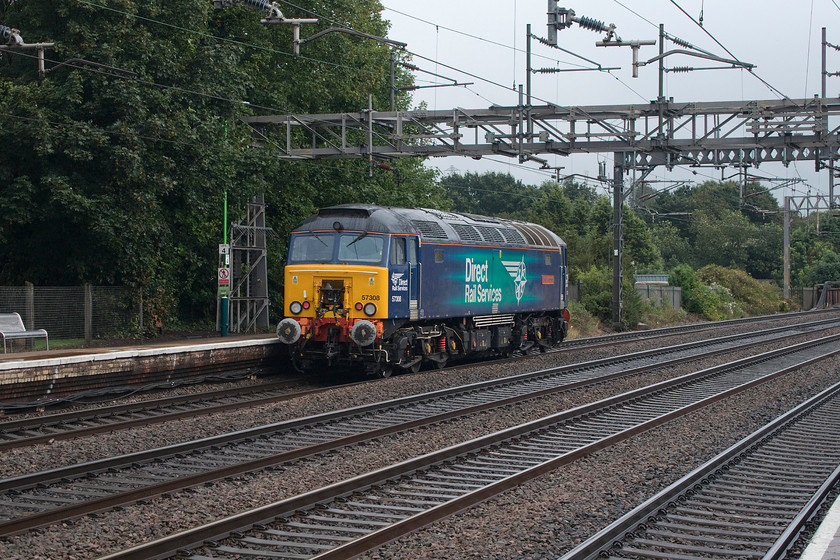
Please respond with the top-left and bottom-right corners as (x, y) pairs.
(0, 335), (282, 407)
(802, 496), (840, 560)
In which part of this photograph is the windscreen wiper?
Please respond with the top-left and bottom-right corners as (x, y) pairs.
(345, 231), (368, 247)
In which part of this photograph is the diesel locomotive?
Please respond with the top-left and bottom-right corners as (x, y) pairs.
(276, 204), (570, 376)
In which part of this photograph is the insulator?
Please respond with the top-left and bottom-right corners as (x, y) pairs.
(534, 34), (554, 47)
(670, 66), (693, 73)
(535, 67), (560, 74)
(575, 15), (609, 33)
(399, 62), (419, 71)
(0, 25), (22, 46)
(668, 34), (695, 49)
(243, 0), (270, 10)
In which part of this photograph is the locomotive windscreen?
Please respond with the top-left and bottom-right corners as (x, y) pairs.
(288, 234), (335, 263)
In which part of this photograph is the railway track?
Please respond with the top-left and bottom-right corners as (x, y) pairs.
(94, 333), (840, 560)
(558, 308), (840, 351)
(0, 311), (835, 451)
(0, 377), (353, 451)
(0, 320), (837, 539)
(560, 378), (840, 560)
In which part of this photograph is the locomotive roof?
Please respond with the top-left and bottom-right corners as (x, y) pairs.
(292, 204), (566, 249)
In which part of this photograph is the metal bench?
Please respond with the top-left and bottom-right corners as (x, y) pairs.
(0, 312), (49, 353)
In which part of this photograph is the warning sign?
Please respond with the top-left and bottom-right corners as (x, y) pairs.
(218, 268), (231, 297)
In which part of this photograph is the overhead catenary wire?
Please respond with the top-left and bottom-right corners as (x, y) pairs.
(668, 0), (799, 104)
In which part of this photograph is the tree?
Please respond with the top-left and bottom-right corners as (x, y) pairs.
(441, 171), (540, 217)
(802, 250), (840, 286)
(0, 0), (440, 324)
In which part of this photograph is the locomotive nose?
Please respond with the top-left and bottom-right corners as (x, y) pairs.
(277, 318), (302, 344)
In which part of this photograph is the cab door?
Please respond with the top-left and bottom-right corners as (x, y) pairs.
(389, 237), (411, 318)
(407, 237), (420, 320)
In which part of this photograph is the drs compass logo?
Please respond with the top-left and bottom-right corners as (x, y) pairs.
(502, 257), (527, 303)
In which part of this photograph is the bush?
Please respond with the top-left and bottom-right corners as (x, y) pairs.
(698, 265), (786, 315)
(566, 301), (604, 338)
(577, 266), (612, 322)
(669, 264), (741, 320)
(640, 301), (689, 328)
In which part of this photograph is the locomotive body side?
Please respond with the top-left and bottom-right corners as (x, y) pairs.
(277, 204), (569, 376)
(415, 241), (564, 320)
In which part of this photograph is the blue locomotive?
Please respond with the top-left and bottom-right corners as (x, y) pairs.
(276, 204), (570, 376)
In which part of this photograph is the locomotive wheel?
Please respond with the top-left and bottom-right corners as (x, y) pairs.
(409, 361), (421, 374)
(378, 365), (393, 378)
(435, 356), (447, 369)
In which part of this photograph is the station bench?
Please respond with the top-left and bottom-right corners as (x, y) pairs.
(0, 312), (49, 353)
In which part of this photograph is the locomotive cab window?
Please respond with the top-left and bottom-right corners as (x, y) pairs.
(408, 238), (418, 264)
(338, 234), (384, 264)
(288, 234), (335, 263)
(390, 237), (406, 265)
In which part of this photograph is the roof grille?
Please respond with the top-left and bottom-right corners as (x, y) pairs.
(411, 220), (448, 239)
(475, 226), (505, 244)
(451, 224), (483, 242)
(500, 228), (527, 244)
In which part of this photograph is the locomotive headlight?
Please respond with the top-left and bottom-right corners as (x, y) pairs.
(303, 301), (310, 310)
(363, 302), (377, 316)
(289, 301), (303, 315)
(355, 302), (363, 311)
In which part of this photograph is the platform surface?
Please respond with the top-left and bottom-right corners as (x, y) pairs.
(802, 496), (840, 560)
(0, 334), (277, 370)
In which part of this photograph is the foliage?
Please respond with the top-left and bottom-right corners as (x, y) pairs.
(565, 301), (602, 338)
(0, 0), (440, 325)
(697, 265), (787, 315)
(669, 264), (741, 321)
(576, 266), (612, 322)
(639, 300), (688, 328)
(641, 181), (783, 279)
(2, 0), (832, 332)
(801, 250), (840, 287)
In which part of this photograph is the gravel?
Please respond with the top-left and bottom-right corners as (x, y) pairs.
(0, 314), (838, 560)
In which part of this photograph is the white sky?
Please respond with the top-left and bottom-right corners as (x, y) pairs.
(379, 0), (840, 203)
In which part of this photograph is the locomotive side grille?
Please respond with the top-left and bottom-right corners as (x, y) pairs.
(500, 227), (527, 245)
(451, 224), (483, 242)
(411, 220), (448, 239)
(472, 314), (515, 327)
(475, 226), (505, 244)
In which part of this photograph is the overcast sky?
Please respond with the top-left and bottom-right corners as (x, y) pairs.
(379, 0), (840, 202)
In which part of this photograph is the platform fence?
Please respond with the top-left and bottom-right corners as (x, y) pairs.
(0, 285), (141, 346)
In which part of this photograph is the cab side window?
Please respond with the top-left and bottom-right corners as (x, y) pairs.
(390, 237), (407, 265)
(407, 238), (418, 264)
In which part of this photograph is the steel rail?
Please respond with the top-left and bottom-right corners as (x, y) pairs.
(0, 322), (833, 535)
(93, 333), (840, 560)
(558, 380), (840, 560)
(0, 377), (353, 451)
(0, 322), (837, 538)
(559, 308), (840, 351)
(1, 310), (833, 451)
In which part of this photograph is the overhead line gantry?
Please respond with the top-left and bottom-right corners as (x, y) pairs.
(243, 95), (840, 325)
